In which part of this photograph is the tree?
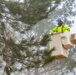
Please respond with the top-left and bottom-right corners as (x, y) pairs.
(5, 0), (61, 24)
(1, 0), (76, 75)
(0, 0), (61, 75)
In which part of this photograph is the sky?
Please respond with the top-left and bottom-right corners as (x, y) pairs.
(70, 0), (76, 34)
(5, 0), (24, 2)
(69, 16), (76, 34)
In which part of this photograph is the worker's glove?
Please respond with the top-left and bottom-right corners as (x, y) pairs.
(51, 33), (54, 35)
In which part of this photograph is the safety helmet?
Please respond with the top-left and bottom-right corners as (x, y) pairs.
(56, 18), (61, 22)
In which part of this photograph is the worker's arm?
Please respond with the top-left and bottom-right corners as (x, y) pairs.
(64, 25), (70, 32)
(51, 26), (57, 34)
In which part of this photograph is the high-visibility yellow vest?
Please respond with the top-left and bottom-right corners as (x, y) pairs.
(51, 25), (70, 34)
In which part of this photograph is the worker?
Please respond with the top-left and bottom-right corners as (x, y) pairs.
(51, 18), (70, 34)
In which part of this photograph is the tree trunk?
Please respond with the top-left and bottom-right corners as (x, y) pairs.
(27, 68), (30, 75)
(34, 68), (38, 75)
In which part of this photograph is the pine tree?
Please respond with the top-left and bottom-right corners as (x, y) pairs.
(0, 0), (61, 75)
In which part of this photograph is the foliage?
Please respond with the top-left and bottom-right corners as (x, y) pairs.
(1, 0), (76, 75)
(5, 0), (61, 24)
(0, 0), (61, 75)
(2, 35), (55, 69)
